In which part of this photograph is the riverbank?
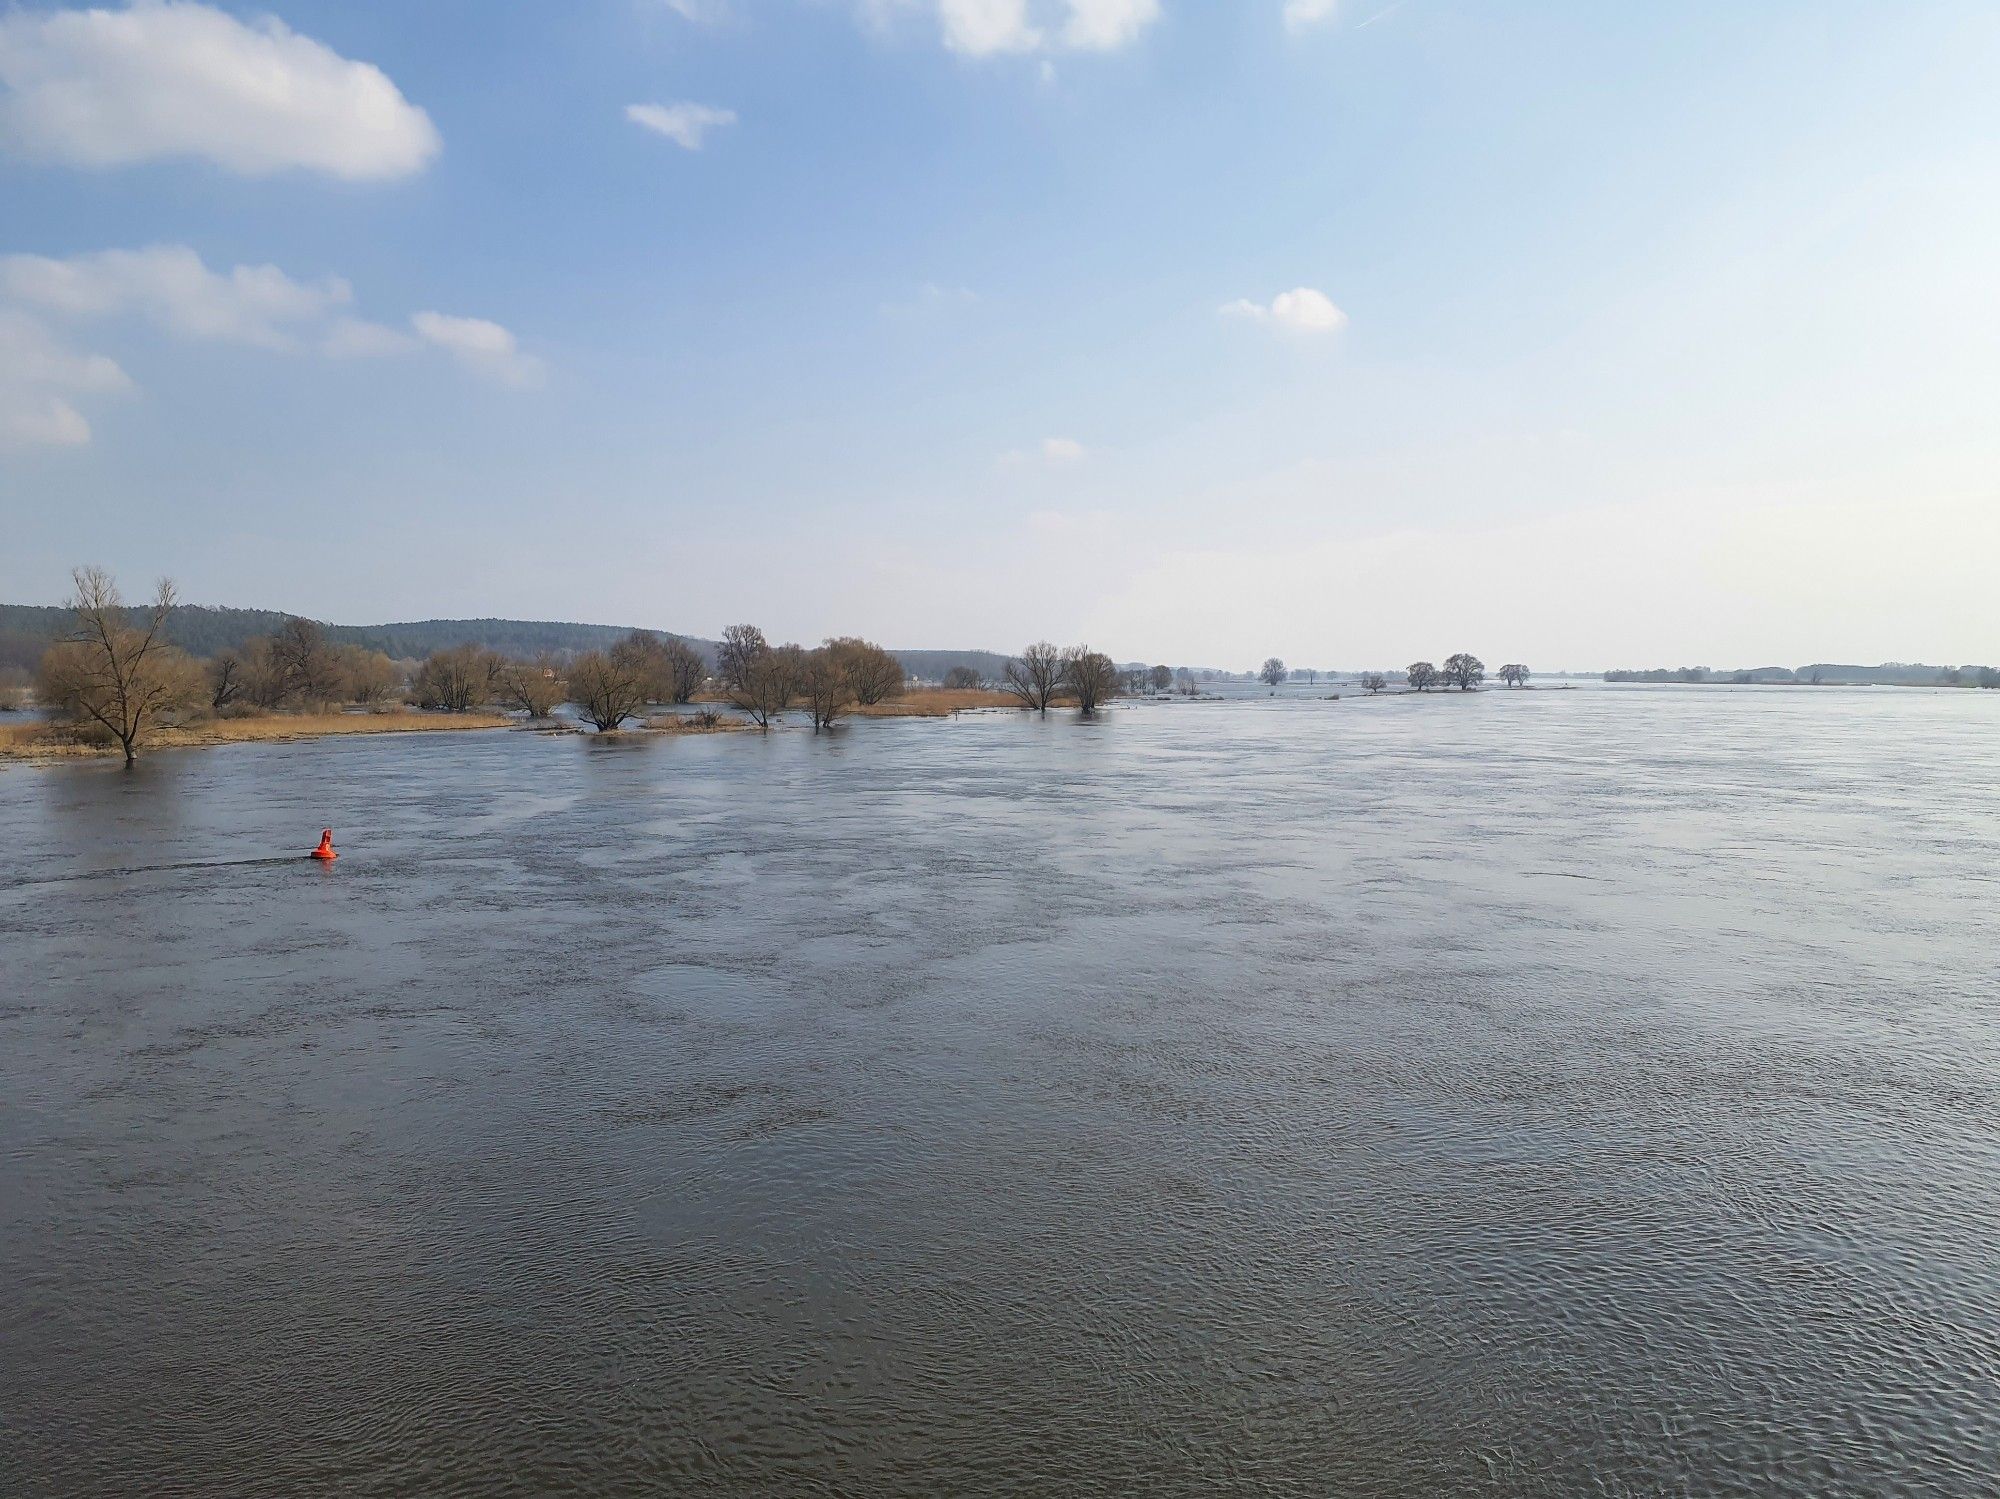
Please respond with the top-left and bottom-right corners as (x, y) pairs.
(0, 710), (514, 764)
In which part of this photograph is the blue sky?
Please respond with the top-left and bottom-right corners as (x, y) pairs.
(3, 0), (1996, 667)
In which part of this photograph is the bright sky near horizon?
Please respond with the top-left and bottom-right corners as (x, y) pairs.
(2, 0), (1996, 669)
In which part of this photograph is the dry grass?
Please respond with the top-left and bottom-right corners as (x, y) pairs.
(0, 709), (512, 763)
(852, 688), (1021, 718)
(641, 712), (758, 734)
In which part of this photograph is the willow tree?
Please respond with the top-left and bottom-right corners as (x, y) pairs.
(569, 649), (648, 731)
(1003, 641), (1066, 712)
(37, 567), (203, 765)
(1065, 645), (1121, 717)
(1443, 653), (1485, 691)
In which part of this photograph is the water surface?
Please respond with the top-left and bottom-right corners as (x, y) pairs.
(4, 688), (1998, 1495)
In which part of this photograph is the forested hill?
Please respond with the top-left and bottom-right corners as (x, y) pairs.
(0, 602), (1012, 682)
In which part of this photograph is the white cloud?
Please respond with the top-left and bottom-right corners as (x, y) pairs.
(874, 0), (1158, 57)
(1283, 0), (1338, 31)
(1002, 435), (1088, 466)
(0, 0), (439, 181)
(1062, 0), (1160, 51)
(411, 311), (545, 388)
(0, 308), (130, 450)
(625, 100), (737, 150)
(323, 317), (418, 358)
(1221, 286), (1348, 334)
(940, 0), (1041, 55)
(0, 246), (542, 445)
(1, 245), (351, 349)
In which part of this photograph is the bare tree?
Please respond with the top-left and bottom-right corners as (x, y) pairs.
(271, 616), (346, 706)
(37, 567), (203, 765)
(1149, 664), (1173, 694)
(1065, 645), (1120, 716)
(1361, 672), (1388, 694)
(341, 647), (400, 706)
(499, 656), (566, 718)
(1174, 667), (1197, 696)
(208, 648), (246, 712)
(618, 630), (674, 703)
(413, 645), (499, 712)
(732, 643), (799, 728)
(1003, 641), (1066, 712)
(1259, 657), (1288, 689)
(569, 649), (648, 731)
(826, 637), (903, 705)
(1443, 653), (1485, 691)
(943, 665), (983, 690)
(239, 636), (290, 709)
(1406, 661), (1438, 692)
(800, 645), (857, 732)
(662, 637), (707, 703)
(1302, 667), (1320, 686)
(1498, 663), (1530, 688)
(717, 623), (769, 692)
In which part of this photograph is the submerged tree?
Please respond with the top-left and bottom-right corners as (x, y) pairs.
(568, 649), (649, 731)
(1065, 646), (1121, 717)
(826, 637), (903, 705)
(717, 624), (769, 692)
(498, 656), (567, 718)
(37, 567), (204, 766)
(1406, 661), (1438, 692)
(1003, 641), (1067, 713)
(1443, 653), (1485, 691)
(732, 643), (800, 728)
(799, 645), (857, 732)
(1498, 663), (1530, 688)
(661, 636), (707, 704)
(1259, 657), (1288, 689)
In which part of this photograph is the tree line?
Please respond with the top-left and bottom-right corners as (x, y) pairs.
(1251, 655), (1526, 693)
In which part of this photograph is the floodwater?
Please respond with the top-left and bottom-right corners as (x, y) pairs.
(3, 688), (1998, 1497)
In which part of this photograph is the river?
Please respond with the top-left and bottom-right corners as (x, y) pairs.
(3, 686), (1997, 1495)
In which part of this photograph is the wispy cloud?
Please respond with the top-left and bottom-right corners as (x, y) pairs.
(625, 100), (738, 150)
(1282, 0), (1337, 32)
(0, 245), (541, 446)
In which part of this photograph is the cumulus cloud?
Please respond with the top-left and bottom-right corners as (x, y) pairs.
(1221, 287), (1348, 334)
(0, 308), (130, 451)
(411, 311), (545, 388)
(0, 245), (541, 445)
(625, 100), (737, 150)
(1283, 0), (1338, 31)
(0, 0), (439, 180)
(877, 0), (1158, 58)
(1062, 0), (1160, 51)
(939, 0), (1040, 55)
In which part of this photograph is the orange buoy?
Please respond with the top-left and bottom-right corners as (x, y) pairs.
(309, 828), (338, 861)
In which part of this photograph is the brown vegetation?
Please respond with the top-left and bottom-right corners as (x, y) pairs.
(1, 709), (510, 762)
(37, 568), (205, 765)
(852, 688), (1017, 717)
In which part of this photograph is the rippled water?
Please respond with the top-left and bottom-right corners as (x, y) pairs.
(4, 687), (1998, 1496)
